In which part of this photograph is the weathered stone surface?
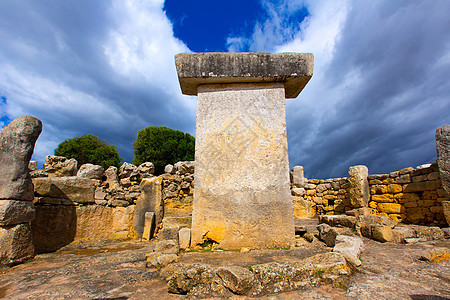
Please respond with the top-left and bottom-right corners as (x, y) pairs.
(119, 162), (137, 179)
(174, 161), (194, 175)
(175, 52), (313, 98)
(31, 205), (77, 253)
(411, 225), (444, 241)
(356, 215), (397, 238)
(155, 239), (179, 254)
(372, 225), (394, 243)
(28, 161), (38, 171)
(104, 166), (120, 190)
(443, 201), (450, 226)
(319, 215), (357, 229)
(164, 164), (175, 174)
(436, 125), (450, 198)
(33, 177), (95, 204)
(317, 224), (353, 247)
(44, 155), (77, 177)
(179, 228), (191, 250)
(137, 162), (155, 178)
(0, 200), (35, 226)
(348, 165), (369, 208)
(419, 247), (450, 262)
(216, 266), (255, 295)
(290, 166), (306, 188)
(190, 83), (295, 249)
(291, 187), (305, 197)
(0, 115), (42, 201)
(133, 177), (164, 239)
(0, 223), (34, 266)
(392, 226), (416, 243)
(292, 196), (315, 219)
(158, 226), (180, 242)
(142, 212), (155, 241)
(333, 235), (363, 265)
(76, 163), (104, 179)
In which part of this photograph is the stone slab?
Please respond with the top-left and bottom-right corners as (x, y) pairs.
(175, 52), (313, 98)
(142, 212), (155, 241)
(32, 176), (95, 204)
(0, 200), (35, 226)
(191, 83), (295, 250)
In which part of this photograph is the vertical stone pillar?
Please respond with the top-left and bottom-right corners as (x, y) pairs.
(436, 125), (450, 225)
(348, 165), (370, 216)
(0, 115), (42, 266)
(175, 53), (313, 249)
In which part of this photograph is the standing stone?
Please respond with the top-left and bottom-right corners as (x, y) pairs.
(290, 166), (306, 188)
(133, 177), (164, 238)
(141, 212), (155, 241)
(348, 165), (370, 209)
(178, 227), (191, 250)
(0, 115), (42, 201)
(0, 200), (35, 226)
(436, 125), (450, 198)
(175, 52), (313, 249)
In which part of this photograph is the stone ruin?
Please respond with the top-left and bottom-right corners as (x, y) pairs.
(0, 52), (449, 298)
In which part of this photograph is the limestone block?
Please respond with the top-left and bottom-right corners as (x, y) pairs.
(118, 162), (138, 179)
(33, 176), (95, 204)
(190, 83), (295, 249)
(412, 225), (444, 241)
(319, 215), (357, 229)
(348, 165), (369, 208)
(371, 225), (394, 242)
(133, 177), (164, 238)
(44, 155), (77, 177)
(292, 196), (315, 219)
(291, 187), (305, 197)
(371, 194), (394, 203)
(377, 203), (405, 214)
(403, 181), (438, 193)
(392, 225), (416, 243)
(174, 161), (194, 175)
(0, 115), (42, 201)
(75, 205), (113, 240)
(112, 205), (134, 234)
(443, 201), (450, 226)
(0, 223), (34, 266)
(158, 226), (180, 242)
(28, 161), (38, 171)
(137, 162), (155, 178)
(290, 166), (306, 188)
(31, 205), (77, 253)
(436, 125), (450, 198)
(155, 239), (179, 254)
(395, 193), (420, 203)
(0, 200), (35, 226)
(77, 163), (104, 179)
(104, 166), (120, 190)
(164, 164), (175, 174)
(178, 228), (191, 250)
(141, 212), (155, 241)
(333, 235), (363, 258)
(216, 266), (255, 295)
(175, 52), (313, 98)
(317, 224), (353, 247)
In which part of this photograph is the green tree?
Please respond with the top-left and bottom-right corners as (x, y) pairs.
(54, 134), (122, 169)
(133, 126), (195, 174)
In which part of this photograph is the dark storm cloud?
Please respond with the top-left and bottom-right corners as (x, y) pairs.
(0, 0), (193, 164)
(286, 0), (450, 179)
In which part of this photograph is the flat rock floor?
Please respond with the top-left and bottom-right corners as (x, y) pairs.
(0, 238), (449, 299)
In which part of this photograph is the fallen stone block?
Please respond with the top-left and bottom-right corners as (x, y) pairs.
(216, 266), (255, 295)
(419, 247), (450, 262)
(333, 235), (363, 258)
(44, 155), (77, 177)
(77, 163), (104, 179)
(371, 225), (394, 243)
(319, 215), (357, 229)
(411, 225), (444, 241)
(155, 239), (179, 254)
(317, 224), (354, 247)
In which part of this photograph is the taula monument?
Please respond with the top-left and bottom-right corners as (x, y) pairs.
(175, 52), (313, 249)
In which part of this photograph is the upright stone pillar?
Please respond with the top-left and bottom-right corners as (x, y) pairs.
(436, 125), (450, 225)
(175, 53), (313, 249)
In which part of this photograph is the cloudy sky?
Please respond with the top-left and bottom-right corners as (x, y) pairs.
(1, 0), (449, 179)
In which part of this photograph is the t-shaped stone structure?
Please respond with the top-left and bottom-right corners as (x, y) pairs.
(175, 52), (313, 250)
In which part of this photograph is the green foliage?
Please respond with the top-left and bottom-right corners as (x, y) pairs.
(54, 134), (122, 169)
(133, 126), (195, 174)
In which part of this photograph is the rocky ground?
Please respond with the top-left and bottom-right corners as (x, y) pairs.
(0, 237), (449, 299)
